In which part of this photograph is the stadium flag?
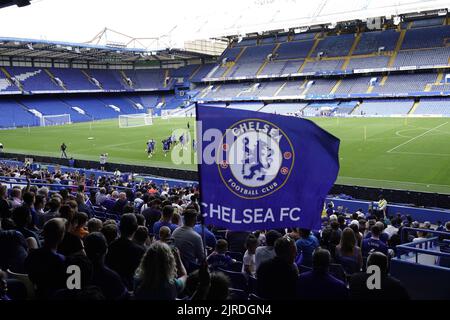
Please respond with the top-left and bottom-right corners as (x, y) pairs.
(196, 104), (340, 231)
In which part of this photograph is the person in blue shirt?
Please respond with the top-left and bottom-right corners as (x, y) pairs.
(162, 139), (170, 157)
(153, 205), (178, 239)
(296, 248), (348, 300)
(362, 224), (389, 256)
(295, 229), (319, 268)
(193, 223), (217, 249)
(146, 139), (155, 158)
(364, 221), (389, 244)
(207, 239), (235, 270)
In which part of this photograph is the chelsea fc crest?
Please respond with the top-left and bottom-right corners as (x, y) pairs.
(218, 118), (295, 199)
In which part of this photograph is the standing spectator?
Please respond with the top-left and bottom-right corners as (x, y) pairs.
(153, 205), (178, 239)
(295, 229), (319, 268)
(361, 224), (389, 257)
(105, 214), (145, 290)
(172, 209), (205, 273)
(257, 236), (299, 300)
(242, 234), (258, 276)
(255, 230), (282, 271)
(377, 195), (388, 220)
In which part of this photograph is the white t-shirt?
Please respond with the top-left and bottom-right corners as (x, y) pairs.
(242, 250), (256, 276)
(255, 246), (276, 271)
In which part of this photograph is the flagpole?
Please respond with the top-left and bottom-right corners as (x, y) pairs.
(194, 102), (207, 258)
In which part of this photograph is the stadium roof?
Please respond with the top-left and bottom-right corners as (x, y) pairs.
(0, 36), (214, 64)
(0, 0), (31, 9)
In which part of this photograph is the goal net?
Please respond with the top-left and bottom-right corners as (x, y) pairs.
(119, 113), (153, 128)
(40, 114), (71, 127)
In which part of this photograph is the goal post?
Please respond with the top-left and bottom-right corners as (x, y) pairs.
(119, 113), (153, 128)
(40, 114), (71, 127)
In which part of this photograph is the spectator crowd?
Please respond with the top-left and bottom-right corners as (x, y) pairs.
(1, 162), (449, 300)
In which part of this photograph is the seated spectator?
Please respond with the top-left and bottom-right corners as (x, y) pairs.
(257, 236), (298, 300)
(95, 188), (108, 206)
(335, 228), (363, 274)
(101, 191), (118, 212)
(87, 218), (103, 233)
(255, 230), (282, 272)
(11, 206), (40, 249)
(0, 228), (28, 273)
(349, 252), (410, 300)
(38, 197), (60, 229)
(133, 226), (150, 249)
(105, 214), (145, 291)
(242, 234), (259, 276)
(25, 218), (67, 299)
(184, 270), (230, 300)
(135, 213), (146, 226)
(10, 188), (22, 209)
(361, 224), (389, 257)
(159, 226), (172, 244)
(296, 248), (348, 300)
(172, 209), (205, 273)
(134, 242), (187, 300)
(34, 194), (46, 218)
(364, 221), (389, 243)
(141, 199), (162, 231)
(101, 223), (118, 246)
(207, 239), (235, 270)
(57, 205), (84, 257)
(0, 185), (11, 219)
(295, 229), (319, 268)
(84, 232), (128, 300)
(52, 253), (104, 300)
(76, 193), (93, 218)
(111, 192), (128, 215)
(153, 205), (178, 239)
(72, 212), (89, 239)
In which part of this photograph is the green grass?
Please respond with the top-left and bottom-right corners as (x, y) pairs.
(1, 117), (450, 194)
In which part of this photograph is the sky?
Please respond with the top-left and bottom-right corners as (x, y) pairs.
(0, 0), (447, 49)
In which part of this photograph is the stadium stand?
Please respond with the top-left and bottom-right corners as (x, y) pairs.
(48, 68), (98, 91)
(356, 99), (414, 115)
(413, 98), (450, 116)
(0, 99), (37, 127)
(6, 67), (61, 92)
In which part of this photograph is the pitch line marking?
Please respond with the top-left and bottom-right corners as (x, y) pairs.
(388, 151), (450, 157)
(387, 122), (449, 153)
(338, 176), (450, 188)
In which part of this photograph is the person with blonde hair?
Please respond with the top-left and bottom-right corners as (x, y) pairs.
(134, 241), (187, 300)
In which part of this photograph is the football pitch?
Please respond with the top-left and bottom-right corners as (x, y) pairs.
(1, 117), (449, 194)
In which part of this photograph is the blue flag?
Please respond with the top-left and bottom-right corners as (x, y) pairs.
(196, 105), (340, 231)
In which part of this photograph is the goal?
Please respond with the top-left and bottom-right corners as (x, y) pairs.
(119, 113), (153, 128)
(40, 114), (71, 127)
